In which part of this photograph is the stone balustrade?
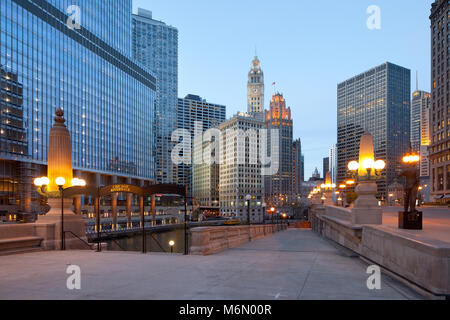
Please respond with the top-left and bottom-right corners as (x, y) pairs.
(190, 224), (288, 256)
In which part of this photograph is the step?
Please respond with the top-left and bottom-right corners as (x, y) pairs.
(0, 246), (44, 256)
(0, 236), (43, 252)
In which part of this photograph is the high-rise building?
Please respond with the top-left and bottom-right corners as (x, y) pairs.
(264, 94), (293, 208)
(293, 138), (304, 194)
(0, 0), (156, 218)
(219, 112), (264, 223)
(337, 62), (411, 199)
(133, 8), (178, 184)
(247, 56), (264, 114)
(192, 138), (220, 212)
(329, 144), (338, 185)
(177, 94), (226, 196)
(430, 1), (450, 201)
(323, 157), (330, 181)
(411, 90), (432, 153)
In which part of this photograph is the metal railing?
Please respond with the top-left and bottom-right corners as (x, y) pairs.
(63, 230), (93, 250)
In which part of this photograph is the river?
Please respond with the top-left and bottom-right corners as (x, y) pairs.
(105, 228), (190, 254)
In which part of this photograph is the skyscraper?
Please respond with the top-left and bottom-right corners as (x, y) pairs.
(264, 93), (293, 208)
(133, 8), (178, 184)
(323, 157), (330, 181)
(247, 56), (264, 114)
(430, 0), (450, 201)
(177, 94), (226, 196)
(337, 62), (411, 199)
(411, 90), (432, 153)
(0, 0), (156, 217)
(329, 144), (338, 185)
(293, 138), (304, 194)
(219, 113), (264, 223)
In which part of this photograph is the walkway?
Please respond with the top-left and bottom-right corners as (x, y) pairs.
(0, 229), (424, 300)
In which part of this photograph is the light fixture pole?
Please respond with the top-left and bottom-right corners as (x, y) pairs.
(55, 177), (66, 251)
(245, 194), (252, 241)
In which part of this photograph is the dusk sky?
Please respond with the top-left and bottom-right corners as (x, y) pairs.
(133, 0), (433, 178)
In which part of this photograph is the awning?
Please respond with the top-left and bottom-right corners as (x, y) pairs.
(434, 195), (444, 200)
(442, 195), (450, 199)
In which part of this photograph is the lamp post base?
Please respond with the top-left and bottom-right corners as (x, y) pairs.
(36, 198), (89, 250)
(398, 211), (422, 230)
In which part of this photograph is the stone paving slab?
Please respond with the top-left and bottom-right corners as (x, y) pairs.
(0, 229), (424, 300)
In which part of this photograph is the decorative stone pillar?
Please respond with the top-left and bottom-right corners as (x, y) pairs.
(350, 132), (382, 225)
(36, 108), (88, 250)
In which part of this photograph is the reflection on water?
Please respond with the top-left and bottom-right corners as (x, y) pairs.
(105, 228), (190, 254)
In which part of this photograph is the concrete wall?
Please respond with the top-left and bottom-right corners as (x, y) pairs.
(190, 224), (288, 256)
(311, 205), (450, 296)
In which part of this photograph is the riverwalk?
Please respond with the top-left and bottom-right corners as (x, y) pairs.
(0, 229), (424, 300)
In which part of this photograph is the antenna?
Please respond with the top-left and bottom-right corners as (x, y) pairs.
(416, 70), (418, 92)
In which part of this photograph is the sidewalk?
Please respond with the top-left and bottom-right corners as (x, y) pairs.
(0, 229), (424, 300)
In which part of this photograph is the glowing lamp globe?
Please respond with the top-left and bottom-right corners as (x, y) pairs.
(55, 177), (66, 187)
(34, 177), (43, 187)
(348, 161), (360, 172)
(374, 160), (386, 171)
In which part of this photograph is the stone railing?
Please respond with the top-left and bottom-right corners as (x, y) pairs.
(190, 224), (288, 256)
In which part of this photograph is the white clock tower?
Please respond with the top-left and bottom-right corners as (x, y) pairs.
(247, 56), (264, 113)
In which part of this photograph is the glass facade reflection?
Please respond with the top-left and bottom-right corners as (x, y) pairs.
(0, 0), (156, 217)
(132, 9), (178, 184)
(337, 62), (411, 199)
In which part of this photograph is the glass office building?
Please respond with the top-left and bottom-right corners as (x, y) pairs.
(132, 8), (178, 184)
(178, 94), (226, 197)
(337, 62), (411, 199)
(0, 0), (156, 218)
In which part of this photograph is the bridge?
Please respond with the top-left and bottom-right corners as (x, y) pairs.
(0, 228), (423, 300)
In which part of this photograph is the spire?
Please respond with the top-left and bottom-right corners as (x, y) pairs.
(416, 70), (418, 92)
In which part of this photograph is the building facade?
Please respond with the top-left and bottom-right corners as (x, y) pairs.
(264, 93), (293, 208)
(430, 0), (450, 202)
(337, 62), (411, 199)
(411, 90), (432, 203)
(219, 113), (264, 223)
(247, 56), (264, 114)
(177, 94), (226, 196)
(0, 0), (156, 218)
(323, 157), (330, 181)
(132, 8), (178, 184)
(293, 138), (304, 194)
(329, 144), (338, 185)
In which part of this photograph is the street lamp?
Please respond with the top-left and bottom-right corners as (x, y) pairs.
(169, 240), (175, 254)
(55, 177), (66, 250)
(246, 194), (252, 241)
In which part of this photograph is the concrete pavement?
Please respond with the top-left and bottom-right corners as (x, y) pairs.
(0, 229), (424, 300)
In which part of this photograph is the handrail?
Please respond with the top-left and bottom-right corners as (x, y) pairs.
(149, 232), (167, 253)
(64, 230), (93, 250)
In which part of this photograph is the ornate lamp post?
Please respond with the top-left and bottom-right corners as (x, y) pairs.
(346, 132), (385, 225)
(34, 108), (89, 250)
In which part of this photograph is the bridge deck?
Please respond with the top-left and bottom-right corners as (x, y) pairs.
(0, 229), (424, 300)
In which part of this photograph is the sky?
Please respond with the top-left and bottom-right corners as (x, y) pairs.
(133, 0), (433, 179)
